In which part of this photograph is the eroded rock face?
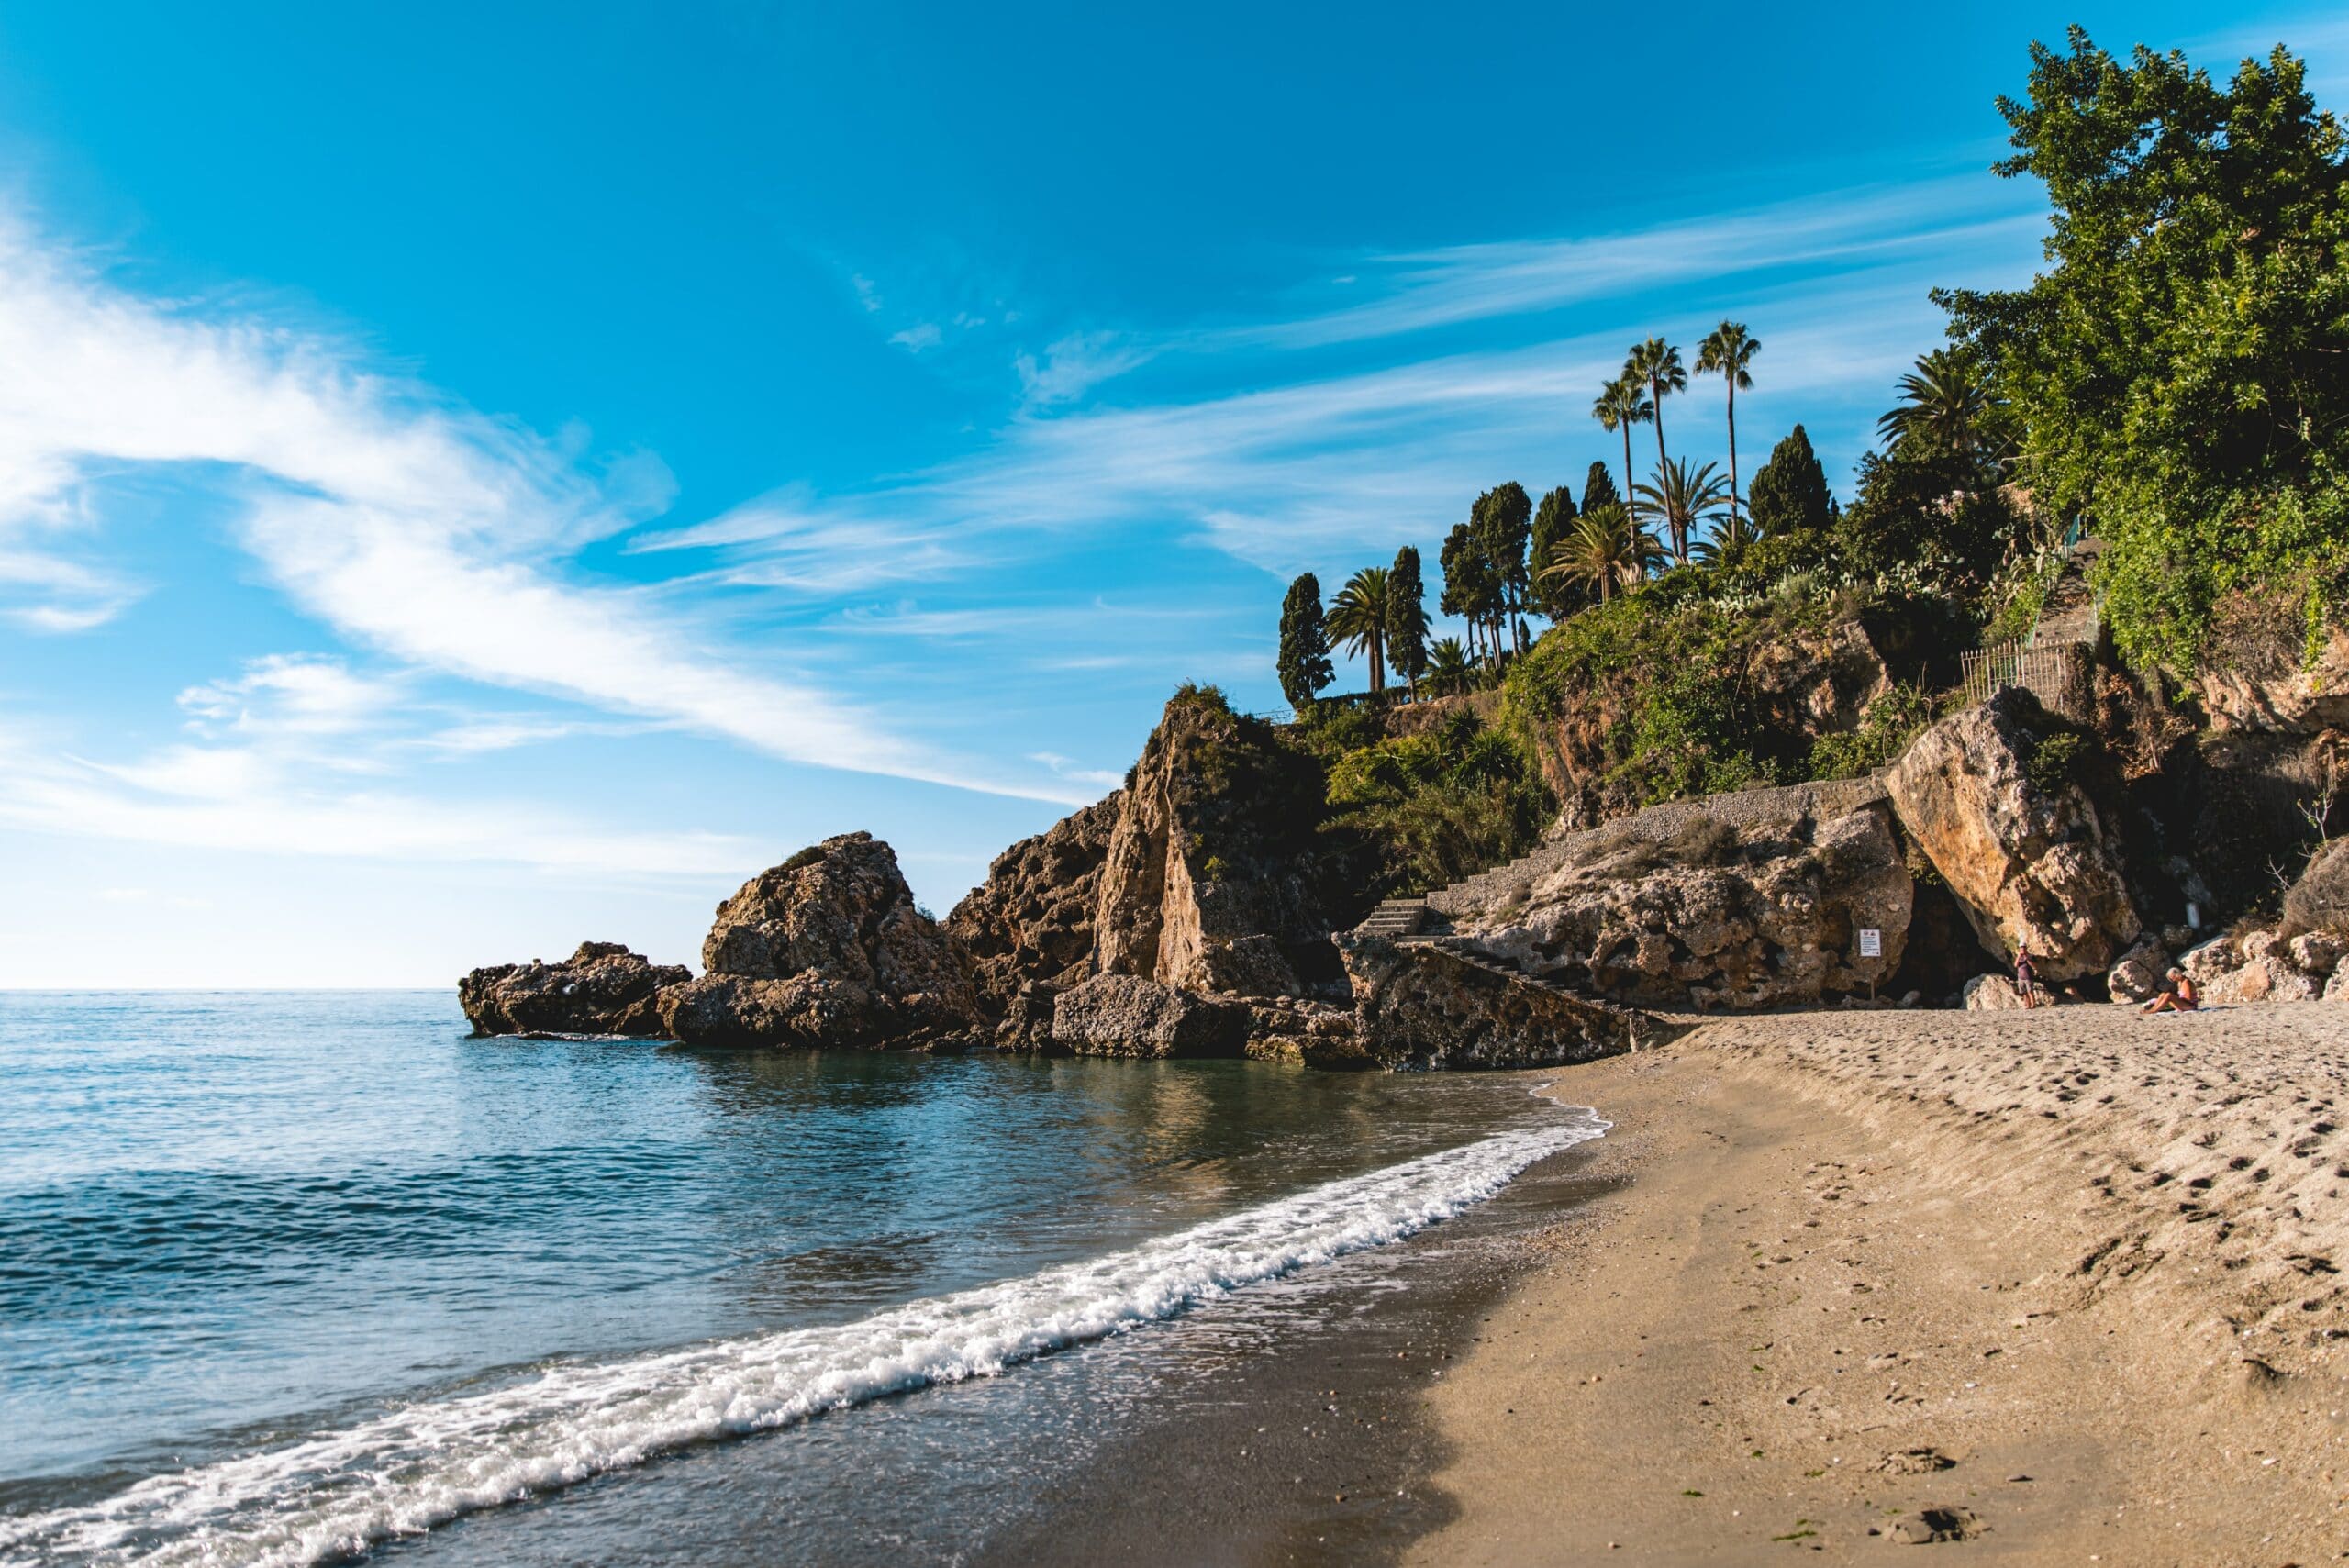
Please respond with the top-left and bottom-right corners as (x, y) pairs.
(1336, 932), (1663, 1070)
(1961, 973), (2031, 1011)
(1446, 788), (1912, 1012)
(657, 832), (980, 1050)
(1887, 689), (2140, 983)
(2203, 956), (2324, 1006)
(1049, 973), (1249, 1058)
(458, 942), (688, 1037)
(2284, 839), (2349, 940)
(1090, 695), (1342, 997)
(2199, 625), (2349, 734)
(947, 795), (1122, 1025)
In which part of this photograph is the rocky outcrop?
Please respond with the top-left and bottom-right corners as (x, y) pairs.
(2284, 838), (2349, 940)
(1336, 932), (1665, 1070)
(2198, 624), (2349, 734)
(458, 942), (688, 1037)
(656, 832), (981, 1050)
(1431, 783), (1912, 1012)
(1887, 689), (2139, 983)
(2105, 938), (2172, 1005)
(947, 795), (1122, 1026)
(1088, 695), (1348, 996)
(1049, 973), (1250, 1058)
(1241, 995), (1370, 1069)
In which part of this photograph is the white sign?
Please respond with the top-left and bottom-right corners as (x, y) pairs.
(1857, 929), (1883, 959)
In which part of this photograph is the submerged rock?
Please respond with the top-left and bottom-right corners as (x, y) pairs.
(458, 942), (688, 1037)
(1049, 973), (1249, 1058)
(658, 832), (981, 1050)
(1887, 688), (2139, 982)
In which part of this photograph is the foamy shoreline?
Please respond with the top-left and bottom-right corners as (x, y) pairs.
(1413, 1002), (2349, 1562)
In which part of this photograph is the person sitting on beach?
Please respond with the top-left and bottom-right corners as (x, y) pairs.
(2143, 967), (2199, 1014)
(2013, 944), (2040, 1008)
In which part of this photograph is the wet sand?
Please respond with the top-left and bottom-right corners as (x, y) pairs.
(1413, 1002), (2349, 1565)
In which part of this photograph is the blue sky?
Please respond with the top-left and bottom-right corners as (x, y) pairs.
(0, 3), (2340, 986)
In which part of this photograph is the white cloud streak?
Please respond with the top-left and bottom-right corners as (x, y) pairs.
(0, 217), (1080, 805)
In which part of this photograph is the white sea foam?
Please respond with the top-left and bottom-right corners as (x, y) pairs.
(1, 1114), (1603, 1568)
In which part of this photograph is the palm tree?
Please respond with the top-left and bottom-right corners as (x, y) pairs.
(1591, 375), (1653, 504)
(1695, 322), (1761, 520)
(1425, 637), (1475, 696)
(1691, 506), (1765, 568)
(1326, 565), (1394, 697)
(1625, 338), (1687, 534)
(1877, 350), (1990, 458)
(1541, 503), (1664, 603)
(1632, 457), (1731, 566)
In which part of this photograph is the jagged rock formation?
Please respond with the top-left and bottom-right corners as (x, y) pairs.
(1049, 973), (1250, 1058)
(458, 942), (688, 1037)
(656, 832), (981, 1050)
(2285, 838), (2349, 939)
(1336, 931), (1665, 1069)
(1887, 688), (2140, 982)
(1418, 781), (1912, 1012)
(1089, 695), (1341, 996)
(946, 795), (1121, 1046)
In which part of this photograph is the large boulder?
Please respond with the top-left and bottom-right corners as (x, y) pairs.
(1049, 973), (1249, 1058)
(2105, 938), (2172, 1005)
(657, 832), (981, 1050)
(458, 941), (688, 1037)
(1442, 784), (1912, 1012)
(1887, 689), (2139, 983)
(2202, 956), (2324, 1006)
(1961, 973), (2032, 1011)
(1336, 932), (1664, 1070)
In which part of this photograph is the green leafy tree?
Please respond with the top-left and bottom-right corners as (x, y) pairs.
(1746, 425), (1834, 538)
(1936, 28), (2349, 668)
(1696, 321), (1761, 519)
(1472, 483), (1534, 655)
(1633, 456), (1731, 568)
(1386, 545), (1431, 696)
(1625, 338), (1688, 554)
(1327, 565), (1396, 697)
(1438, 520), (1497, 663)
(1591, 375), (1653, 509)
(1275, 572), (1334, 710)
(1529, 484), (1583, 619)
(1540, 503), (1663, 603)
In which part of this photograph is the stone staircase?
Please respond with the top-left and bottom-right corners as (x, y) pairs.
(1354, 896), (1436, 938)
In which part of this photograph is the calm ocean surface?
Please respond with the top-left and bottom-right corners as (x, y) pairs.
(0, 991), (1600, 1567)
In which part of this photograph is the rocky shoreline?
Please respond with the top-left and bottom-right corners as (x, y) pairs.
(462, 628), (2349, 1063)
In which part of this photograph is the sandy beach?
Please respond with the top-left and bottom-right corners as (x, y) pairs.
(1414, 1002), (2349, 1565)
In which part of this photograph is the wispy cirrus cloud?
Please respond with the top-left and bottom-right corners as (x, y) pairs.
(0, 215), (1083, 806)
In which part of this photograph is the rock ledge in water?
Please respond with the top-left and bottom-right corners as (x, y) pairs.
(458, 942), (688, 1037)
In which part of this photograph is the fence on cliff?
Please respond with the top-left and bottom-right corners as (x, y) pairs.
(1957, 637), (2091, 717)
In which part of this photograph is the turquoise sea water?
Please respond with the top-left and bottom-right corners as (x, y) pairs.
(0, 991), (1598, 1566)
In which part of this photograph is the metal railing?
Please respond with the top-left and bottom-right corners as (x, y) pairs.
(1958, 638), (2083, 714)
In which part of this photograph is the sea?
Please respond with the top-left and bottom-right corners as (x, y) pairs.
(0, 990), (1606, 1567)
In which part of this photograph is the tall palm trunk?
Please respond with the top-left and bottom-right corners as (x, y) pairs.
(1725, 377), (1741, 521)
(1620, 426), (1635, 516)
(1369, 627), (1385, 696)
(1648, 371), (1679, 562)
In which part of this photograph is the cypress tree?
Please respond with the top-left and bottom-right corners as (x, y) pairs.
(1275, 573), (1333, 710)
(1747, 424), (1833, 538)
(1438, 521), (1491, 662)
(1529, 484), (1579, 620)
(1386, 545), (1430, 696)
(1472, 483), (1534, 656)
(1581, 461), (1620, 515)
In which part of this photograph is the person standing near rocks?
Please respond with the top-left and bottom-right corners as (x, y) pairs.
(2014, 943), (2041, 1008)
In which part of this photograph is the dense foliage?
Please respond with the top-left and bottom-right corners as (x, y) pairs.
(1938, 28), (2349, 670)
(1299, 703), (1554, 897)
